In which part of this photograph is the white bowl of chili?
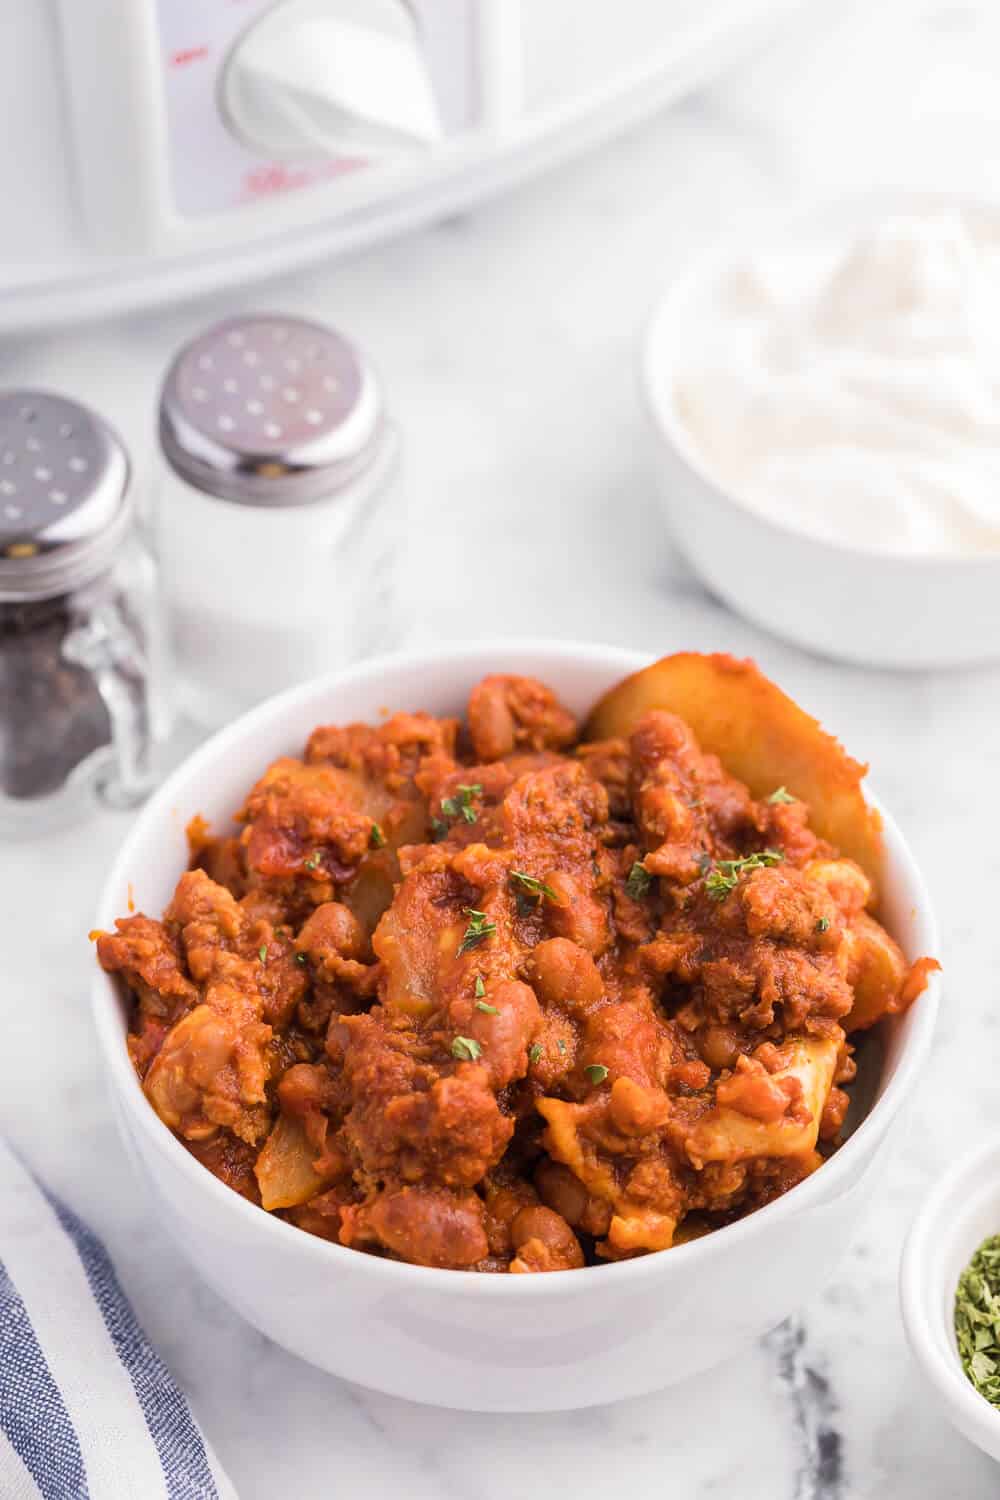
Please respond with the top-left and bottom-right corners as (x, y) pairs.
(901, 1139), (1000, 1465)
(91, 639), (941, 1411)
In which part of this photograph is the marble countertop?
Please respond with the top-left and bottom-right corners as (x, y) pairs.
(4, 0), (1000, 1494)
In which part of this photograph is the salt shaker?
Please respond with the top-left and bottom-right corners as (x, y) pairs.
(0, 391), (164, 836)
(157, 314), (400, 729)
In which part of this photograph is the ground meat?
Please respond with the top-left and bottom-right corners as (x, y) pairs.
(468, 674), (577, 761)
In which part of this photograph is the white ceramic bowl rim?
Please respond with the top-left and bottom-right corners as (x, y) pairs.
(901, 1136), (1000, 1443)
(642, 189), (1000, 571)
(92, 637), (941, 1298)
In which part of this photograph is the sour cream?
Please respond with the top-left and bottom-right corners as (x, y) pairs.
(673, 213), (1000, 555)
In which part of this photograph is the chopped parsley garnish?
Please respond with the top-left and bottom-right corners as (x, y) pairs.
(451, 1036), (482, 1062)
(704, 849), (783, 900)
(431, 817), (449, 842)
(303, 849), (322, 871)
(440, 783), (482, 826)
(474, 976), (486, 998)
(626, 861), (652, 899)
(475, 1000), (499, 1015)
(816, 916), (830, 933)
(768, 786), (796, 805)
(456, 908), (496, 957)
(956, 1235), (1000, 1407)
(528, 1043), (543, 1064)
(510, 870), (557, 902)
(369, 822), (386, 849)
(585, 1063), (609, 1084)
(557, 1039), (566, 1054)
(258, 944), (268, 963)
(294, 952), (308, 966)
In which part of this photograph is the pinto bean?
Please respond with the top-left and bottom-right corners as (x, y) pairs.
(608, 1076), (670, 1136)
(543, 871), (610, 954)
(296, 901), (367, 962)
(450, 979), (541, 1088)
(697, 1024), (743, 1071)
(352, 1187), (489, 1269)
(509, 1205), (584, 1273)
(528, 937), (603, 1016)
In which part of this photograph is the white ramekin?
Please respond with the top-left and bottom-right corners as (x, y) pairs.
(901, 1138), (1000, 1464)
(92, 639), (941, 1411)
(641, 194), (1000, 670)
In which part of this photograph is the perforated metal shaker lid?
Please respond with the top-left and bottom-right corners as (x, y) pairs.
(0, 391), (132, 602)
(159, 314), (385, 507)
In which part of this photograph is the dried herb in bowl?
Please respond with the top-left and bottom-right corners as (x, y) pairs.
(955, 1234), (1000, 1407)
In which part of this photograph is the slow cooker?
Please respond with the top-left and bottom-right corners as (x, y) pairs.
(5, 0), (803, 330)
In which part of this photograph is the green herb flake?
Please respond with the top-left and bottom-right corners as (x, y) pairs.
(557, 1039), (567, 1054)
(626, 861), (652, 900)
(303, 849), (323, 871)
(585, 1063), (609, 1085)
(956, 1234), (1000, 1408)
(816, 916), (831, 933)
(431, 817), (449, 842)
(258, 945), (268, 963)
(475, 1000), (499, 1015)
(528, 1043), (543, 1064)
(510, 870), (557, 903)
(456, 907), (497, 957)
(295, 952), (308, 966)
(441, 783), (482, 828)
(369, 823), (386, 849)
(704, 848), (784, 901)
(767, 786), (796, 805)
(457, 784), (482, 822)
(474, 976), (486, 998)
(451, 1035), (482, 1062)
(704, 870), (735, 900)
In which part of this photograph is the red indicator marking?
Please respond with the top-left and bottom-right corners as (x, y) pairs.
(243, 164), (311, 198)
(241, 159), (365, 201)
(170, 45), (209, 68)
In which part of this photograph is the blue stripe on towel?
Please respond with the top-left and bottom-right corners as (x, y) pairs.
(0, 1258), (89, 1500)
(50, 1198), (219, 1500)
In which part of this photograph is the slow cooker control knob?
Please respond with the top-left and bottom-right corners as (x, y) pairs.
(220, 0), (442, 161)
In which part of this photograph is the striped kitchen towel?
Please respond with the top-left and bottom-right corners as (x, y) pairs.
(0, 1139), (237, 1500)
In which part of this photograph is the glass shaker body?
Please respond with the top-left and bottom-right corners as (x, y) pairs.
(0, 393), (165, 837)
(156, 315), (400, 731)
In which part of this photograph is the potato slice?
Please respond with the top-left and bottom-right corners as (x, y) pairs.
(843, 911), (907, 1031)
(254, 1113), (337, 1211)
(843, 916), (941, 1031)
(585, 652), (883, 886)
(684, 1038), (838, 1166)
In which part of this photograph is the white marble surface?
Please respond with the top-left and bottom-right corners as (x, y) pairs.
(4, 0), (1000, 1494)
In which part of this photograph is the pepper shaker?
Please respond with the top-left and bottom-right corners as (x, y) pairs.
(157, 314), (400, 729)
(0, 391), (165, 835)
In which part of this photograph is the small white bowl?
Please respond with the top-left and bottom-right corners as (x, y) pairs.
(641, 194), (1000, 670)
(92, 639), (941, 1411)
(902, 1138), (1000, 1464)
